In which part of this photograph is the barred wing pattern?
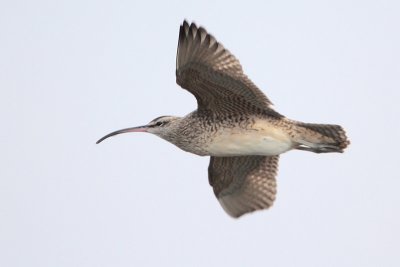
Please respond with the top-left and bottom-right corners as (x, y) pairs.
(176, 21), (277, 115)
(208, 156), (279, 218)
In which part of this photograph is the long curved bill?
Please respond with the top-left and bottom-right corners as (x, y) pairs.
(96, 125), (148, 144)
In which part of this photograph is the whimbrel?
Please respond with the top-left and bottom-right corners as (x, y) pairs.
(97, 20), (349, 218)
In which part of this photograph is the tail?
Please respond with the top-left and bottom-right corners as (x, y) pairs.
(293, 122), (350, 153)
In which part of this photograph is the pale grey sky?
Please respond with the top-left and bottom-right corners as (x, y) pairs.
(1, 0), (399, 266)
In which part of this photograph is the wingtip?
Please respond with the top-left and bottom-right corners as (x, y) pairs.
(189, 21), (197, 29)
(181, 19), (200, 32)
(182, 19), (191, 33)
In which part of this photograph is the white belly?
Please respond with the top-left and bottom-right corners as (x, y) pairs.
(205, 122), (293, 156)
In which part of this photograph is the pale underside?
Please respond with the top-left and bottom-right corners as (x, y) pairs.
(205, 119), (293, 157)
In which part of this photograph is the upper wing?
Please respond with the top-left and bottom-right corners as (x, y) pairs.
(208, 155), (279, 218)
(176, 21), (278, 116)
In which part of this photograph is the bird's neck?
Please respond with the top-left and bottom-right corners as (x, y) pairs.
(157, 117), (207, 155)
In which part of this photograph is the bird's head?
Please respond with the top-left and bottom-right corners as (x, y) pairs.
(96, 116), (181, 144)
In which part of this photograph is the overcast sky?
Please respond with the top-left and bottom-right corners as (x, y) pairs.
(1, 0), (399, 266)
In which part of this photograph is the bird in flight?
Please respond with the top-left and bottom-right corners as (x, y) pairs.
(97, 20), (349, 218)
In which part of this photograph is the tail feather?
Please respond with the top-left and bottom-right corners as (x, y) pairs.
(294, 122), (350, 153)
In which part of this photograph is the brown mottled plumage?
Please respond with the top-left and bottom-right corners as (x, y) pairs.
(97, 20), (349, 218)
(209, 156), (278, 218)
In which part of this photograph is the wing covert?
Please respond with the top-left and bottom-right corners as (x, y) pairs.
(176, 21), (277, 116)
(208, 155), (279, 218)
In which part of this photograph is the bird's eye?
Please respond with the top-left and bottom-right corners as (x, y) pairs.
(155, 121), (164, 126)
